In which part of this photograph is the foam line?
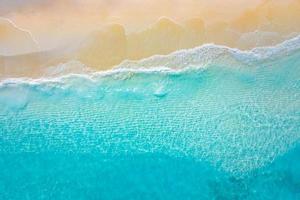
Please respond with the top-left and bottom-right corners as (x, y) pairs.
(0, 34), (300, 86)
(0, 17), (40, 50)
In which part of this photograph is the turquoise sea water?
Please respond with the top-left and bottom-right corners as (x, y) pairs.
(0, 37), (300, 199)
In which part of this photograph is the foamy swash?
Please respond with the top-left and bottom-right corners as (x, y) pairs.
(0, 36), (300, 176)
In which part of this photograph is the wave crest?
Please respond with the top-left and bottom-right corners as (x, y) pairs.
(118, 34), (300, 69)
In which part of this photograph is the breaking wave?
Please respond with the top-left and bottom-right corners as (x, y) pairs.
(1, 34), (300, 84)
(0, 35), (300, 177)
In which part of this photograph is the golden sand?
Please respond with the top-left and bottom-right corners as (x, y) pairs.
(0, 0), (300, 78)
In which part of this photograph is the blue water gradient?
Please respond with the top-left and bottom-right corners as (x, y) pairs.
(0, 37), (300, 199)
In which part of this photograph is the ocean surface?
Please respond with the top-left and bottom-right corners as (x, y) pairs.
(0, 36), (300, 199)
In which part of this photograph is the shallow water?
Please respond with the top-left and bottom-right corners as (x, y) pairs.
(0, 38), (300, 199)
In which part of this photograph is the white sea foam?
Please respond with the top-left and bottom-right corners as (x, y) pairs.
(0, 34), (300, 87)
(0, 34), (299, 175)
(119, 34), (300, 69)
